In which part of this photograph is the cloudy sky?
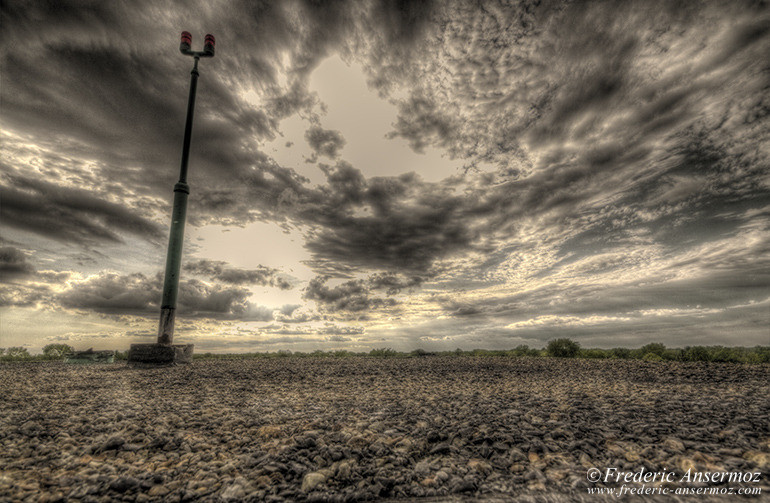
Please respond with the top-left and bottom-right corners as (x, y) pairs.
(1, 0), (768, 353)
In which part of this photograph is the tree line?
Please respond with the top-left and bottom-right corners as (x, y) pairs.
(3, 340), (767, 363)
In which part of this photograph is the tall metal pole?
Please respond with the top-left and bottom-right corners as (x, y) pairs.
(157, 33), (215, 345)
(157, 57), (198, 345)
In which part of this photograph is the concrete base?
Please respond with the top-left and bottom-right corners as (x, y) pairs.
(128, 343), (193, 365)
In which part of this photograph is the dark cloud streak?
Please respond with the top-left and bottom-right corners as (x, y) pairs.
(184, 259), (293, 290)
(0, 174), (163, 245)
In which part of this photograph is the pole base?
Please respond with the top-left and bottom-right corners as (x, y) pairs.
(127, 343), (194, 365)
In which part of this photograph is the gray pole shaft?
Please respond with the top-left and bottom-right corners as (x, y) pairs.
(158, 59), (199, 345)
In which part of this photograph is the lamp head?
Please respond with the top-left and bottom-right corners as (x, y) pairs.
(180, 31), (193, 55)
(179, 32), (215, 58)
(203, 34), (215, 57)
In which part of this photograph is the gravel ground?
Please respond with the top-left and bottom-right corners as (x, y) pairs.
(1, 357), (768, 502)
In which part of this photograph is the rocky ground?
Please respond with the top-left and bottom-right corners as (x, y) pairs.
(1, 357), (768, 502)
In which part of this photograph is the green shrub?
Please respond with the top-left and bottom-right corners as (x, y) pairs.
(610, 348), (632, 359)
(708, 346), (742, 363)
(471, 349), (508, 357)
(512, 344), (529, 356)
(642, 352), (664, 362)
(682, 346), (711, 362)
(369, 348), (398, 357)
(663, 349), (682, 361)
(509, 345), (540, 357)
(546, 338), (580, 358)
(2, 347), (31, 360)
(42, 344), (74, 360)
(581, 348), (610, 359)
(639, 343), (666, 357)
(752, 346), (770, 363)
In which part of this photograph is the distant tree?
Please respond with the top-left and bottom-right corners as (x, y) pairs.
(546, 338), (580, 358)
(509, 345), (531, 357)
(581, 348), (610, 359)
(369, 348), (398, 357)
(42, 344), (74, 359)
(753, 346), (770, 363)
(610, 348), (632, 359)
(639, 343), (666, 357)
(4, 347), (31, 360)
(682, 346), (711, 362)
(708, 346), (742, 363)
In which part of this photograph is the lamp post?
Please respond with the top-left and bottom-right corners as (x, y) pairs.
(129, 32), (214, 365)
(158, 31), (215, 345)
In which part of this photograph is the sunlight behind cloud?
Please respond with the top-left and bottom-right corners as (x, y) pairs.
(311, 57), (464, 181)
(263, 57), (464, 184)
(188, 222), (313, 306)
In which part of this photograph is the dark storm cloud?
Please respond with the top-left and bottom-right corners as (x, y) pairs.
(444, 302), (483, 317)
(386, 93), (460, 153)
(0, 283), (52, 308)
(274, 306), (321, 323)
(318, 323), (365, 336)
(298, 165), (478, 274)
(56, 272), (159, 316)
(304, 126), (346, 161)
(0, 246), (75, 307)
(184, 259), (293, 290)
(54, 271), (274, 321)
(367, 272), (424, 295)
(0, 247), (35, 281)
(302, 271), (425, 315)
(250, 322), (363, 339)
(466, 267), (770, 323)
(304, 275), (398, 314)
(0, 173), (163, 246)
(326, 335), (351, 342)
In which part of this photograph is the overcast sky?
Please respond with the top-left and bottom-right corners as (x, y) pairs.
(1, 0), (768, 353)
